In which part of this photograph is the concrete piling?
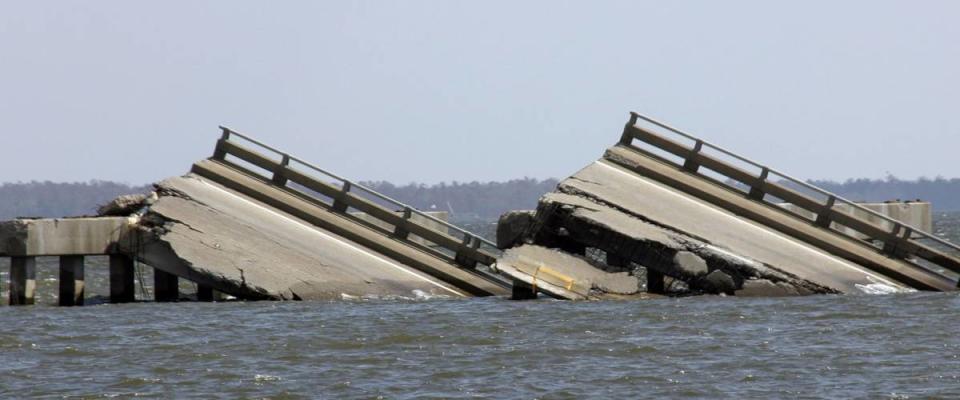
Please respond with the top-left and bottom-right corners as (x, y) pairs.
(196, 284), (215, 302)
(510, 278), (538, 300)
(154, 268), (179, 302)
(59, 255), (85, 306)
(9, 256), (36, 305)
(109, 254), (135, 303)
(647, 269), (665, 294)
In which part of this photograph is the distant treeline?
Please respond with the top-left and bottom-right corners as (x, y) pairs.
(0, 181), (151, 220)
(809, 177), (960, 211)
(361, 178), (559, 223)
(0, 177), (958, 221)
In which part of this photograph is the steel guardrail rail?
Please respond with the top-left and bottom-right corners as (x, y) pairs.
(626, 112), (960, 255)
(216, 126), (500, 252)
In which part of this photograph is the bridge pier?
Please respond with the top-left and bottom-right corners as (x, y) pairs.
(9, 256), (36, 305)
(154, 268), (179, 302)
(59, 255), (85, 306)
(196, 284), (216, 302)
(109, 254), (135, 303)
(647, 269), (665, 294)
(510, 279), (538, 300)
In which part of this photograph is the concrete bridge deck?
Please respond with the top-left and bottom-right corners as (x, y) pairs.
(0, 128), (510, 305)
(496, 112), (960, 298)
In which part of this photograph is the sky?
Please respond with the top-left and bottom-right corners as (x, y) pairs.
(1, 1), (957, 185)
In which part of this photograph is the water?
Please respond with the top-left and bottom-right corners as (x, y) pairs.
(0, 213), (958, 399)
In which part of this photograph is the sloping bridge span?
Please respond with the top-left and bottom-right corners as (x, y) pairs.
(182, 127), (511, 298)
(613, 112), (960, 291)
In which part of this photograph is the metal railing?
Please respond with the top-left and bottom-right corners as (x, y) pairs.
(213, 126), (502, 267)
(620, 112), (960, 277)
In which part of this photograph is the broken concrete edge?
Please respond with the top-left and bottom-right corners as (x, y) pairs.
(494, 245), (647, 300)
(121, 226), (278, 301)
(98, 192), (156, 217)
(123, 186), (283, 301)
(497, 186), (840, 298)
(493, 262), (591, 300)
(496, 210), (536, 249)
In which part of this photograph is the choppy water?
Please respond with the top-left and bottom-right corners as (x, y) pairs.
(0, 213), (958, 399)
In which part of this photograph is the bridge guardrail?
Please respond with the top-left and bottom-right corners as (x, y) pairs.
(211, 126), (503, 273)
(619, 112), (960, 277)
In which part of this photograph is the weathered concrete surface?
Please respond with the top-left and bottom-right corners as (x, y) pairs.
(528, 191), (832, 296)
(550, 160), (911, 294)
(189, 158), (508, 297)
(604, 144), (954, 291)
(503, 153), (931, 298)
(0, 217), (131, 256)
(129, 174), (472, 300)
(496, 210), (535, 249)
(495, 245), (642, 300)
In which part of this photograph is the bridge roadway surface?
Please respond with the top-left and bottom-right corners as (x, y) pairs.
(562, 159), (911, 294)
(135, 173), (474, 300)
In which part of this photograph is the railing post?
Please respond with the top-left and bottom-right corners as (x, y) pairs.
(815, 196), (836, 228)
(272, 154), (290, 186)
(331, 181), (351, 213)
(454, 235), (477, 269)
(682, 140), (704, 173)
(748, 167), (769, 201)
(619, 113), (640, 145)
(883, 223), (902, 256)
(213, 128), (230, 159)
(393, 207), (412, 240)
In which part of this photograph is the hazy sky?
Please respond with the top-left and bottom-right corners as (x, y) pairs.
(1, 1), (957, 185)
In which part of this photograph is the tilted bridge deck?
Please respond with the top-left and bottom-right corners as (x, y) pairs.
(613, 112), (960, 291)
(194, 127), (511, 296)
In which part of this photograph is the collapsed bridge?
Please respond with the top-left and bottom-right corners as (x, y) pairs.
(496, 113), (960, 299)
(1, 112), (958, 305)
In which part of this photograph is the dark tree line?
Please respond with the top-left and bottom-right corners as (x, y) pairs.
(809, 177), (960, 211)
(0, 177), (957, 222)
(0, 181), (151, 220)
(360, 178), (560, 223)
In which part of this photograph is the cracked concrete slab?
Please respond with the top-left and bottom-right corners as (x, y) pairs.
(500, 154), (913, 298)
(127, 174), (469, 300)
(496, 245), (641, 299)
(559, 160), (908, 294)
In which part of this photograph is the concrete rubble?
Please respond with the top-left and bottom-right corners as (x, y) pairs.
(97, 193), (150, 216)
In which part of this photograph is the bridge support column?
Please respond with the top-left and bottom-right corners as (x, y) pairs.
(647, 269), (665, 294)
(10, 256), (36, 305)
(511, 279), (538, 300)
(59, 255), (85, 306)
(154, 268), (179, 302)
(197, 284), (216, 302)
(109, 254), (135, 304)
